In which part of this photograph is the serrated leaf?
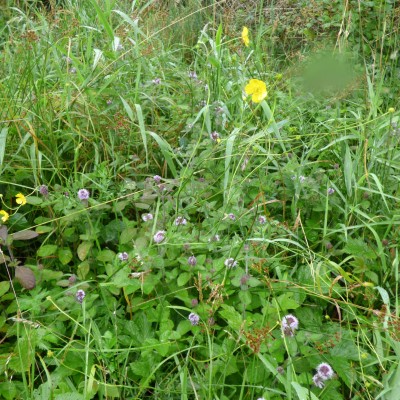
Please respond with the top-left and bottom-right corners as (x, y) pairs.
(219, 304), (242, 330)
(58, 248), (73, 265)
(0, 281), (10, 297)
(344, 238), (376, 260)
(12, 230), (39, 240)
(15, 267), (36, 290)
(77, 241), (92, 261)
(120, 227), (136, 244)
(96, 249), (115, 262)
(37, 244), (58, 257)
(177, 272), (191, 287)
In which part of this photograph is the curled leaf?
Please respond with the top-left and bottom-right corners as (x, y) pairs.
(15, 266), (36, 290)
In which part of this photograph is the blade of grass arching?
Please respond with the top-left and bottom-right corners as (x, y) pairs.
(291, 382), (319, 400)
(0, 127), (7, 169)
(343, 144), (353, 197)
(89, 0), (114, 40)
(112, 9), (145, 38)
(135, 104), (148, 167)
(260, 101), (286, 152)
(223, 128), (239, 204)
(367, 173), (390, 212)
(147, 131), (179, 177)
(173, 355), (188, 400)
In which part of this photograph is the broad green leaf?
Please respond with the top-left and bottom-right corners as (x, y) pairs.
(177, 272), (191, 287)
(37, 244), (58, 257)
(58, 248), (73, 265)
(12, 230), (39, 240)
(0, 281), (10, 297)
(96, 249), (115, 262)
(291, 382), (319, 400)
(219, 304), (242, 330)
(120, 227), (136, 244)
(77, 241), (92, 261)
(77, 261), (90, 280)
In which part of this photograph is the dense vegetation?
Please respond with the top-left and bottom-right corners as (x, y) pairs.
(0, 0), (399, 398)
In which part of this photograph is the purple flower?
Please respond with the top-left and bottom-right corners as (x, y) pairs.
(313, 373), (325, 388)
(224, 258), (237, 268)
(153, 230), (166, 244)
(175, 216), (187, 226)
(153, 175), (162, 183)
(76, 289), (86, 303)
(209, 234), (220, 242)
(106, 99), (113, 105)
(152, 78), (161, 85)
(299, 175), (306, 183)
(191, 298), (198, 307)
(118, 252), (129, 261)
(39, 185), (49, 196)
(316, 363), (334, 380)
(228, 213), (236, 221)
(142, 213), (154, 222)
(210, 131), (220, 142)
(327, 187), (335, 195)
(188, 255), (197, 266)
(188, 312), (200, 325)
(78, 189), (89, 200)
(69, 67), (76, 74)
(258, 215), (267, 224)
(188, 71), (197, 79)
(68, 274), (77, 285)
(281, 314), (299, 337)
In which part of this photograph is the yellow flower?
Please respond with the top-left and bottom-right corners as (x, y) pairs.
(241, 27), (250, 47)
(16, 193), (27, 206)
(244, 79), (267, 103)
(0, 210), (9, 223)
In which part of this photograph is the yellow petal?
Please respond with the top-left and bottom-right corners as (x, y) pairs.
(16, 193), (27, 206)
(0, 210), (9, 222)
(241, 26), (250, 47)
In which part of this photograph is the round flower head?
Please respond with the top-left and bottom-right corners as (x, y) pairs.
(224, 258), (237, 268)
(210, 131), (220, 142)
(118, 252), (129, 261)
(175, 216), (187, 226)
(188, 71), (197, 79)
(16, 193), (27, 206)
(327, 187), (335, 195)
(313, 373), (325, 389)
(258, 215), (267, 224)
(153, 175), (162, 184)
(188, 312), (200, 326)
(78, 189), (90, 200)
(316, 363), (334, 380)
(244, 79), (267, 103)
(142, 213), (153, 222)
(188, 255), (197, 266)
(242, 26), (250, 47)
(76, 289), (86, 304)
(228, 213), (236, 221)
(281, 314), (299, 337)
(152, 78), (161, 85)
(39, 185), (49, 196)
(153, 230), (166, 244)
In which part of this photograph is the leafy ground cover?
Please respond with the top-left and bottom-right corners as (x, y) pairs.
(0, 0), (400, 399)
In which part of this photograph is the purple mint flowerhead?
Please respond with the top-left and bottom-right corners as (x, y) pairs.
(78, 189), (89, 200)
(188, 255), (197, 266)
(188, 71), (197, 79)
(258, 215), (267, 224)
(210, 131), (220, 142)
(175, 216), (187, 226)
(153, 175), (162, 184)
(327, 187), (335, 195)
(76, 289), (86, 303)
(39, 185), (49, 196)
(313, 373), (325, 388)
(152, 78), (161, 85)
(224, 258), (237, 268)
(316, 362), (334, 380)
(191, 298), (198, 307)
(118, 252), (129, 261)
(228, 213), (236, 221)
(106, 99), (113, 105)
(153, 230), (166, 244)
(281, 314), (299, 337)
(68, 274), (77, 285)
(240, 274), (250, 286)
(188, 312), (200, 325)
(142, 213), (153, 222)
(299, 175), (306, 183)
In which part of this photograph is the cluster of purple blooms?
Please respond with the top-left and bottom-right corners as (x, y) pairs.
(175, 216), (187, 226)
(78, 189), (89, 200)
(76, 289), (85, 304)
(118, 252), (129, 261)
(281, 314), (299, 337)
(313, 363), (335, 388)
(153, 230), (166, 244)
(224, 258), (237, 268)
(188, 312), (200, 325)
(142, 213), (153, 222)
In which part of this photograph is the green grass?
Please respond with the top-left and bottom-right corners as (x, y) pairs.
(0, 0), (400, 399)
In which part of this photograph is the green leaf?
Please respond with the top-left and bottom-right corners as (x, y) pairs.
(37, 244), (58, 257)
(77, 241), (92, 261)
(26, 196), (43, 205)
(120, 227), (136, 245)
(343, 145), (353, 197)
(344, 238), (377, 260)
(177, 272), (191, 287)
(58, 248), (73, 265)
(219, 304), (242, 330)
(96, 249), (115, 262)
(291, 382), (319, 400)
(0, 281), (10, 297)
(12, 230), (39, 240)
(77, 261), (90, 280)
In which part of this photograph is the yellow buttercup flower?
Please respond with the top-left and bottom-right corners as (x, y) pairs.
(16, 193), (27, 206)
(242, 27), (250, 47)
(0, 210), (9, 223)
(244, 79), (267, 103)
